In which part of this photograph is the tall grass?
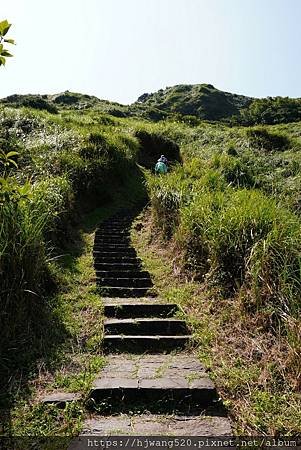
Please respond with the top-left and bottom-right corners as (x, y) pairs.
(147, 146), (301, 378)
(0, 107), (147, 387)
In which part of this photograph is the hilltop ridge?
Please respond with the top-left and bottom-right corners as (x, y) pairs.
(1, 83), (301, 124)
(135, 83), (252, 120)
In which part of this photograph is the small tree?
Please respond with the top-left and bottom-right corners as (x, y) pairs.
(0, 19), (15, 66)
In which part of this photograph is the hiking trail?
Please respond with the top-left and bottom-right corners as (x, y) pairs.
(44, 210), (231, 437)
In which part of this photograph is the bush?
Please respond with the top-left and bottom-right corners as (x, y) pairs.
(246, 127), (291, 151)
(0, 179), (50, 359)
(147, 168), (191, 238)
(211, 154), (254, 188)
(175, 187), (301, 320)
(135, 129), (181, 169)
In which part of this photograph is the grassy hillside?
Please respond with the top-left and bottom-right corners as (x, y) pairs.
(136, 83), (252, 120)
(3, 85), (301, 124)
(0, 106), (147, 393)
(143, 118), (301, 433)
(1, 88), (301, 434)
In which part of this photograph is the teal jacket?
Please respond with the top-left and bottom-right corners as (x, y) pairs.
(155, 161), (167, 174)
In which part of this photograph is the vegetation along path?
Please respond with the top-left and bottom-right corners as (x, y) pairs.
(44, 210), (232, 437)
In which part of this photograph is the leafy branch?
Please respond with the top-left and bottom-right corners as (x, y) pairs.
(0, 19), (15, 66)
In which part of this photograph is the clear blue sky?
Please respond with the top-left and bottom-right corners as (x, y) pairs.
(1, 0), (301, 104)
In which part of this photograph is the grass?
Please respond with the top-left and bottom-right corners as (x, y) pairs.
(1, 98), (301, 436)
(0, 104), (147, 409)
(132, 208), (301, 435)
(3, 203), (137, 438)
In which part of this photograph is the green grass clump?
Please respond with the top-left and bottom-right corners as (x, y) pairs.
(0, 106), (147, 402)
(133, 208), (301, 434)
(146, 119), (301, 410)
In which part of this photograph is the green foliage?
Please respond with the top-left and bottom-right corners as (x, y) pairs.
(1, 78), (300, 435)
(146, 119), (301, 335)
(2, 85), (301, 126)
(211, 154), (254, 187)
(0, 106), (147, 393)
(1, 94), (58, 114)
(246, 127), (291, 151)
(135, 128), (181, 168)
(236, 97), (301, 126)
(135, 83), (252, 121)
(0, 20), (15, 66)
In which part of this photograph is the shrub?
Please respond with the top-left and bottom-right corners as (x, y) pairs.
(211, 154), (254, 188)
(147, 168), (191, 238)
(135, 129), (181, 169)
(0, 179), (50, 360)
(246, 127), (291, 151)
(176, 187), (301, 321)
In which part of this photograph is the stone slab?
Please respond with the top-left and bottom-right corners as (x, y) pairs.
(41, 392), (81, 405)
(93, 378), (139, 389)
(81, 414), (232, 436)
(91, 354), (213, 396)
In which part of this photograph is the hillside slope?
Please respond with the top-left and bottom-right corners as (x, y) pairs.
(135, 83), (252, 120)
(2, 84), (301, 124)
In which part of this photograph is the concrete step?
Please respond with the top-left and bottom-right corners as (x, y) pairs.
(95, 270), (150, 278)
(94, 262), (141, 271)
(103, 300), (179, 318)
(103, 335), (191, 352)
(87, 355), (215, 412)
(101, 219), (131, 224)
(41, 392), (81, 407)
(97, 287), (154, 298)
(93, 249), (137, 257)
(100, 223), (131, 228)
(97, 227), (130, 233)
(104, 318), (188, 335)
(97, 277), (153, 288)
(81, 414), (231, 436)
(95, 231), (129, 237)
(93, 244), (132, 251)
(94, 238), (130, 245)
(94, 257), (140, 264)
(94, 238), (130, 243)
(101, 217), (133, 223)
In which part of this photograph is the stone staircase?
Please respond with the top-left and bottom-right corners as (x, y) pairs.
(82, 212), (231, 435)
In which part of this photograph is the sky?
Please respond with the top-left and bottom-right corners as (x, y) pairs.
(1, 0), (301, 104)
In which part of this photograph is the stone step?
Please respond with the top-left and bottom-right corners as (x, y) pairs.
(94, 251), (137, 259)
(100, 215), (133, 222)
(41, 392), (81, 407)
(101, 219), (131, 224)
(88, 355), (215, 412)
(94, 257), (140, 264)
(97, 287), (153, 298)
(97, 227), (130, 232)
(104, 318), (188, 335)
(95, 270), (150, 278)
(103, 335), (191, 352)
(104, 300), (179, 318)
(94, 255), (138, 262)
(94, 237), (130, 243)
(81, 414), (231, 436)
(94, 238), (130, 245)
(93, 244), (132, 251)
(95, 231), (129, 237)
(97, 277), (153, 288)
(94, 262), (141, 271)
(94, 248), (136, 255)
(100, 223), (131, 228)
